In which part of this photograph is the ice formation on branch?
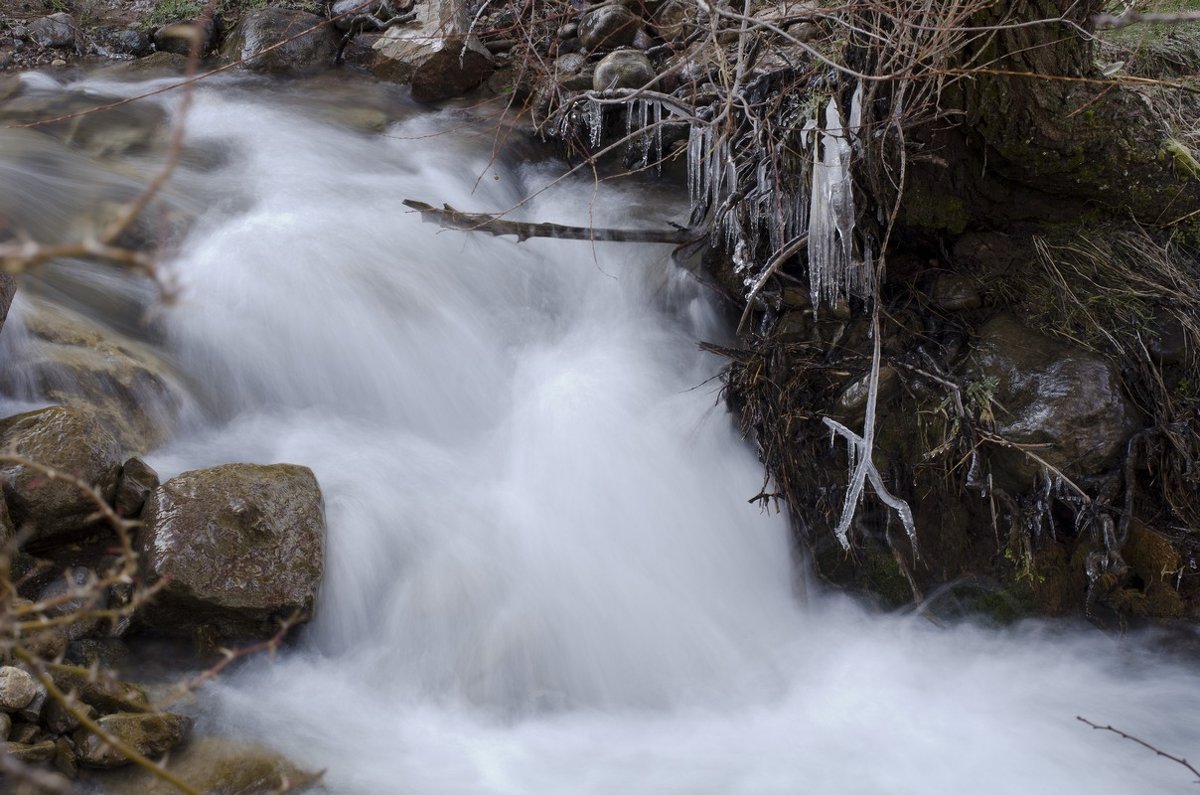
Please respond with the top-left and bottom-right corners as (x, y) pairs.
(822, 322), (918, 553)
(807, 86), (871, 309)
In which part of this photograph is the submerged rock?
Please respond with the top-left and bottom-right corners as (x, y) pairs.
(967, 313), (1139, 489)
(74, 711), (192, 768)
(10, 299), (190, 454)
(5, 738), (56, 764)
(221, 9), (339, 74)
(0, 406), (123, 547)
(0, 91), (167, 159)
(91, 735), (315, 794)
(137, 464), (326, 640)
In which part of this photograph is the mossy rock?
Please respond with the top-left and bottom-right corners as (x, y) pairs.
(88, 735), (319, 794)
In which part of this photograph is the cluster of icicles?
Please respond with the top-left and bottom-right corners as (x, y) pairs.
(574, 84), (872, 312)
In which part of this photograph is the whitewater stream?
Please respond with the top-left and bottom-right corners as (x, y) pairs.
(3, 73), (1200, 793)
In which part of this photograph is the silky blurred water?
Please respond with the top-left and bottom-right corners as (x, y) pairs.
(3, 75), (1200, 794)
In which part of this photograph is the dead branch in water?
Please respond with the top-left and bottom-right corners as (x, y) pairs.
(402, 200), (696, 244)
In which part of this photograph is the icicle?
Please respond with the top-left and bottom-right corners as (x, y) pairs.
(687, 125), (703, 206)
(639, 100), (650, 163)
(652, 100), (663, 173)
(805, 92), (872, 311)
(732, 239), (750, 277)
(587, 101), (604, 150)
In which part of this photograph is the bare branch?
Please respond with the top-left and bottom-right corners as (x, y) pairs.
(402, 200), (695, 244)
(1077, 716), (1200, 784)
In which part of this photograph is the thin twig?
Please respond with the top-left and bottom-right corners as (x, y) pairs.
(1077, 716), (1200, 784)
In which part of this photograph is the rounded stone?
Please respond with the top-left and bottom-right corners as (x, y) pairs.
(0, 667), (38, 712)
(578, 5), (640, 50)
(593, 49), (655, 91)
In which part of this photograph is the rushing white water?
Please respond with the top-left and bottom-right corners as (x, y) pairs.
(5, 77), (1200, 794)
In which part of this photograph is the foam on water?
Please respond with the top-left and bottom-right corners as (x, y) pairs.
(4, 78), (1200, 793)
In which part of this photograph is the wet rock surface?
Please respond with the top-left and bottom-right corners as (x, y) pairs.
(137, 463), (326, 640)
(593, 49), (654, 91)
(222, 8), (340, 74)
(0, 88), (168, 159)
(114, 456), (159, 518)
(967, 313), (1139, 489)
(91, 735), (316, 794)
(578, 4), (640, 50)
(74, 711), (192, 768)
(0, 406), (123, 547)
(9, 299), (190, 454)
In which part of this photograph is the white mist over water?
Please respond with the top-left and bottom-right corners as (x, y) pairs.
(6, 78), (1200, 793)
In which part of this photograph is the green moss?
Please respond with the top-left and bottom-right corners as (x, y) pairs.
(1164, 138), (1200, 181)
(861, 548), (913, 608)
(812, 541), (913, 609)
(141, 0), (204, 28)
(901, 182), (970, 234)
(956, 583), (1036, 625)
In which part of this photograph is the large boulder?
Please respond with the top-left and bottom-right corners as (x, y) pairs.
(221, 9), (339, 74)
(74, 712), (192, 768)
(6, 299), (190, 454)
(137, 464), (325, 640)
(967, 313), (1140, 489)
(0, 406), (123, 547)
(371, 0), (493, 102)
